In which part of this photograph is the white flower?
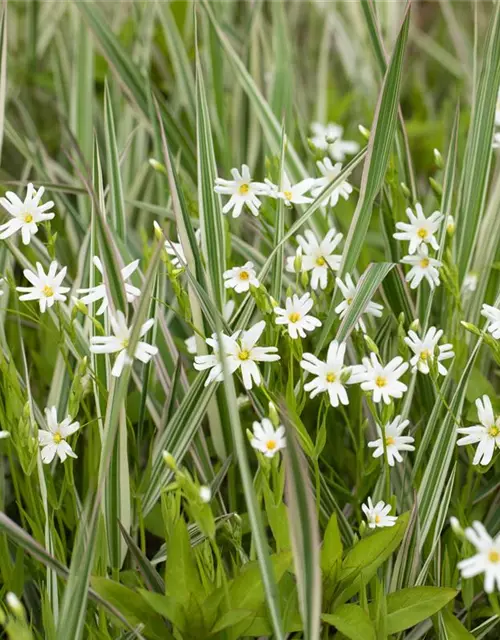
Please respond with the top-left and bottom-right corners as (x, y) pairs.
(457, 521), (500, 593)
(481, 303), (500, 339)
(401, 245), (442, 290)
(310, 122), (343, 151)
(90, 311), (158, 377)
(226, 321), (280, 390)
(193, 333), (235, 384)
(0, 183), (55, 245)
(265, 173), (315, 206)
(462, 273), (478, 294)
(368, 415), (415, 466)
(16, 262), (70, 313)
(335, 274), (383, 333)
(76, 256), (141, 315)
(223, 261), (259, 293)
(199, 486), (212, 503)
(457, 395), (500, 466)
(300, 340), (355, 407)
(274, 292), (322, 339)
(328, 137), (360, 162)
(350, 353), (408, 404)
(250, 418), (286, 458)
(38, 407), (79, 464)
(285, 229), (343, 290)
(312, 158), (353, 208)
(186, 300), (235, 356)
(361, 497), (398, 529)
(393, 203), (443, 255)
(154, 222), (201, 268)
(0, 430), (9, 439)
(404, 326), (454, 375)
(214, 164), (268, 218)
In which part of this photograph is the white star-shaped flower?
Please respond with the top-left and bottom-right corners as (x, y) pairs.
(328, 136), (360, 162)
(400, 245), (442, 290)
(368, 415), (415, 466)
(481, 303), (500, 339)
(393, 203), (443, 254)
(274, 292), (322, 339)
(223, 261), (259, 293)
(185, 300), (235, 356)
(457, 395), (500, 466)
(335, 273), (384, 333)
(361, 497), (398, 529)
(16, 262), (70, 313)
(310, 122), (343, 151)
(404, 326), (454, 375)
(300, 340), (355, 407)
(90, 312), (158, 377)
(214, 164), (268, 218)
(76, 256), (141, 315)
(458, 521), (500, 593)
(0, 183), (55, 245)
(350, 353), (408, 404)
(250, 418), (286, 458)
(286, 229), (343, 290)
(311, 158), (353, 208)
(193, 332), (237, 384)
(265, 173), (315, 206)
(38, 407), (79, 464)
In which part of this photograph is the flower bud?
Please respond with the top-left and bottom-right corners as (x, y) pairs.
(446, 215), (455, 235)
(364, 334), (379, 355)
(6, 592), (24, 617)
(449, 516), (464, 537)
(433, 148), (444, 169)
(400, 182), (411, 198)
(153, 220), (165, 242)
(268, 401), (280, 426)
(461, 321), (481, 337)
(162, 451), (177, 470)
(293, 248), (303, 274)
(71, 297), (88, 317)
(358, 124), (370, 140)
(199, 486), (212, 503)
(429, 177), (443, 197)
(409, 318), (420, 332)
(149, 158), (167, 175)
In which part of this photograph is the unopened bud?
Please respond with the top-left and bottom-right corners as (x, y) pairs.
(433, 148), (444, 169)
(293, 248), (303, 274)
(149, 158), (167, 175)
(358, 124), (370, 140)
(268, 401), (280, 426)
(6, 592), (23, 617)
(429, 177), (443, 197)
(199, 486), (212, 503)
(300, 270), (309, 289)
(162, 451), (177, 470)
(449, 516), (464, 537)
(400, 182), (411, 198)
(446, 215), (455, 235)
(71, 297), (88, 316)
(461, 321), (481, 337)
(364, 334), (379, 355)
(409, 318), (420, 332)
(153, 220), (165, 242)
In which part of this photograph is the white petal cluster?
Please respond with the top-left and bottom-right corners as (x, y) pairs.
(38, 407), (79, 464)
(404, 326), (454, 375)
(368, 415), (415, 466)
(481, 303), (500, 339)
(310, 122), (360, 161)
(335, 273), (383, 333)
(362, 497), (397, 529)
(350, 354), (408, 404)
(223, 261), (259, 293)
(457, 395), (500, 466)
(457, 521), (500, 593)
(17, 262), (70, 313)
(300, 340), (355, 407)
(0, 184), (55, 245)
(250, 419), (286, 458)
(286, 229), (343, 290)
(274, 292), (322, 339)
(312, 158), (353, 208)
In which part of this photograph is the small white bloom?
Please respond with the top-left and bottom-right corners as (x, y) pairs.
(199, 486), (212, 503)
(265, 173), (315, 206)
(404, 326), (454, 375)
(312, 158), (353, 208)
(393, 203), (443, 255)
(0, 430), (9, 439)
(328, 136), (360, 162)
(16, 262), (70, 313)
(457, 395), (500, 466)
(185, 335), (197, 355)
(5, 592), (23, 615)
(368, 415), (415, 466)
(0, 183), (55, 245)
(285, 229), (343, 290)
(457, 521), (500, 593)
(223, 261), (259, 293)
(481, 303), (500, 339)
(274, 292), (322, 339)
(153, 222), (201, 269)
(214, 164), (268, 218)
(250, 418), (286, 458)
(300, 340), (355, 407)
(226, 320), (280, 390)
(76, 256), (141, 315)
(401, 245), (442, 290)
(361, 497), (398, 529)
(90, 311), (158, 377)
(462, 273), (478, 294)
(38, 406), (79, 464)
(335, 273), (383, 333)
(310, 122), (343, 151)
(188, 300), (235, 359)
(350, 353), (408, 404)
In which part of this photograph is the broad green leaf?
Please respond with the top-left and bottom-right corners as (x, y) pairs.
(165, 517), (204, 606)
(138, 591), (186, 633)
(321, 513), (343, 585)
(118, 522), (165, 594)
(440, 609), (475, 639)
(322, 605), (376, 640)
(383, 587), (457, 634)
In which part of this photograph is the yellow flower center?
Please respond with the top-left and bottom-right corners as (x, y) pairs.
(375, 376), (387, 388)
(289, 312), (301, 323)
(488, 426), (500, 438)
(43, 285), (54, 297)
(374, 515), (381, 523)
(326, 372), (337, 383)
(238, 183), (250, 195)
(420, 258), (430, 268)
(315, 256), (326, 267)
(488, 550), (500, 564)
(385, 436), (395, 446)
(238, 349), (250, 361)
(121, 338), (129, 348)
(53, 432), (63, 444)
(420, 349), (431, 361)
(283, 190), (293, 201)
(347, 297), (353, 305)
(239, 271), (249, 280)
(266, 439), (277, 451)
(417, 227), (428, 239)
(24, 213), (34, 223)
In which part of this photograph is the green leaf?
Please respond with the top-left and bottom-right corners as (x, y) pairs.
(118, 522), (165, 594)
(322, 605), (376, 640)
(104, 81), (126, 240)
(440, 608), (475, 639)
(284, 427), (322, 640)
(91, 578), (170, 640)
(139, 591), (187, 633)
(321, 513), (343, 585)
(383, 587), (458, 634)
(165, 517), (204, 606)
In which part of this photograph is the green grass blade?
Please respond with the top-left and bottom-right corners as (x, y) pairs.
(104, 81), (127, 241)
